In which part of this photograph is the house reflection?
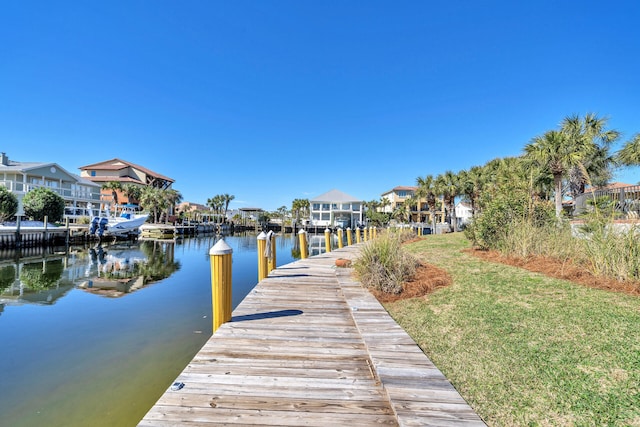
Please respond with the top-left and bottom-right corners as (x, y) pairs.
(0, 240), (181, 306)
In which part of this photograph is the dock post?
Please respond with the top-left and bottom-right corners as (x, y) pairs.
(346, 227), (352, 246)
(15, 216), (21, 248)
(257, 232), (268, 281)
(337, 228), (344, 248)
(373, 226), (378, 239)
(43, 216), (48, 247)
(363, 226), (368, 241)
(324, 228), (332, 252)
(65, 217), (70, 248)
(209, 238), (233, 333)
(298, 230), (308, 259)
(267, 230), (277, 273)
(355, 227), (361, 244)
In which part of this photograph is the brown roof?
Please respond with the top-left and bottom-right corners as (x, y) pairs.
(382, 186), (417, 195)
(601, 182), (636, 190)
(79, 158), (174, 183)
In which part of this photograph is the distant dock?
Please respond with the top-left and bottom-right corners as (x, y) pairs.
(139, 245), (485, 426)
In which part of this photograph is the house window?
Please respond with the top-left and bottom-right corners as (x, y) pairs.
(352, 203), (360, 211)
(312, 203), (320, 211)
(322, 203), (330, 210)
(321, 213), (330, 221)
(341, 203), (350, 210)
(331, 204), (338, 210)
(91, 171), (96, 177)
(397, 190), (412, 198)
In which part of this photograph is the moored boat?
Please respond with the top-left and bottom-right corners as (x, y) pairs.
(89, 205), (149, 238)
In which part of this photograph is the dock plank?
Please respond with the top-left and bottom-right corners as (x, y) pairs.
(140, 245), (485, 426)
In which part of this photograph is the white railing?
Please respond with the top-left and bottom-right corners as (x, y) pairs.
(575, 184), (640, 216)
(0, 180), (100, 202)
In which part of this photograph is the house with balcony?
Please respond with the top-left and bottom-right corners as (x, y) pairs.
(79, 158), (175, 210)
(380, 186), (433, 223)
(0, 152), (102, 221)
(309, 189), (364, 229)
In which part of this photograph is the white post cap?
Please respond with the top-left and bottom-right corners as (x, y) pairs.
(210, 238), (233, 255)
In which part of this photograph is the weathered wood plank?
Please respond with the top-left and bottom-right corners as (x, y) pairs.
(139, 245), (485, 427)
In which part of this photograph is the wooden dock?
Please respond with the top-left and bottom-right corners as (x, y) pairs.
(139, 245), (485, 426)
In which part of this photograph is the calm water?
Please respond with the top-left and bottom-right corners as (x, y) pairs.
(0, 232), (303, 427)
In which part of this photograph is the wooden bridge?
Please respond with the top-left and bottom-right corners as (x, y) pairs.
(139, 245), (485, 426)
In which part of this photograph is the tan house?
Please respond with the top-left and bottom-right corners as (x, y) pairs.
(79, 158), (174, 208)
(380, 186), (432, 223)
(0, 152), (102, 222)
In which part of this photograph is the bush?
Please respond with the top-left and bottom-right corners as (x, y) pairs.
(0, 186), (18, 222)
(465, 194), (556, 251)
(22, 187), (65, 222)
(353, 232), (420, 294)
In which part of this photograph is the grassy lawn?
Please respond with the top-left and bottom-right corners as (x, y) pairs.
(384, 232), (640, 426)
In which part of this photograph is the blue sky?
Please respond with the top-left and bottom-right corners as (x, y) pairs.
(2, 1), (639, 211)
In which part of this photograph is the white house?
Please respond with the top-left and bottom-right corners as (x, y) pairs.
(309, 189), (364, 229)
(0, 152), (102, 221)
(455, 201), (473, 228)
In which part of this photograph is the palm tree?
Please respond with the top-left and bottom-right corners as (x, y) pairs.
(163, 189), (183, 224)
(102, 181), (122, 213)
(139, 187), (166, 223)
(122, 184), (142, 205)
(525, 130), (583, 218)
(391, 203), (410, 223)
(275, 205), (288, 229)
(207, 195), (224, 223)
(415, 174), (438, 232)
(222, 193), (235, 223)
(562, 113), (620, 197)
(435, 171), (460, 231)
(291, 198), (310, 226)
(616, 133), (640, 167)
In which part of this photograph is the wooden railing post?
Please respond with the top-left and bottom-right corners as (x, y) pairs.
(267, 230), (277, 273)
(210, 238), (233, 333)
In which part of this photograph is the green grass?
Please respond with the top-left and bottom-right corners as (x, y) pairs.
(385, 233), (640, 427)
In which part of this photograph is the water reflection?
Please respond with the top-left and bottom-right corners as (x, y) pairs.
(0, 233), (301, 427)
(0, 240), (181, 306)
(78, 242), (180, 298)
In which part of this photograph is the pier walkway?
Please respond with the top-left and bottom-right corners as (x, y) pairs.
(139, 245), (485, 426)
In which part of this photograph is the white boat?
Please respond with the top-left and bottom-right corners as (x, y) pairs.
(89, 205), (149, 238)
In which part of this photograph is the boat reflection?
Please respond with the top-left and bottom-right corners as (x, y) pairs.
(0, 240), (180, 307)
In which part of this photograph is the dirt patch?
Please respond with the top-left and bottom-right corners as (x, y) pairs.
(371, 262), (453, 303)
(464, 248), (640, 296)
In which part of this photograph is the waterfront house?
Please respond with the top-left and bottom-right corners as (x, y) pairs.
(455, 201), (473, 229)
(79, 158), (175, 211)
(309, 189), (364, 229)
(381, 186), (432, 223)
(0, 152), (102, 222)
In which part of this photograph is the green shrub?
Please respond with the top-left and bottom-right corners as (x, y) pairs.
(19, 259), (64, 290)
(0, 186), (18, 222)
(22, 187), (65, 222)
(465, 194), (556, 252)
(353, 233), (420, 294)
